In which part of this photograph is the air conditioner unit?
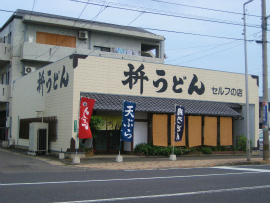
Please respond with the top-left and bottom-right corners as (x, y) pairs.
(79, 30), (88, 39)
(25, 66), (36, 74)
(28, 122), (49, 155)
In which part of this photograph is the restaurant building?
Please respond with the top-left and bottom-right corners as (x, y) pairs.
(11, 54), (259, 156)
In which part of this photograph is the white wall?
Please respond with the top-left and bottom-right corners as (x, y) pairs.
(11, 56), (74, 152)
(133, 122), (148, 148)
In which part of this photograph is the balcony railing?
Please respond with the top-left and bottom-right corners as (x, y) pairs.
(21, 42), (164, 64)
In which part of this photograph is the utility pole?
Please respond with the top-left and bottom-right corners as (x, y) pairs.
(243, 0), (253, 161)
(262, 0), (269, 161)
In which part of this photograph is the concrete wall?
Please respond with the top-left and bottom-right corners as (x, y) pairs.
(11, 56), (74, 152)
(234, 104), (257, 148)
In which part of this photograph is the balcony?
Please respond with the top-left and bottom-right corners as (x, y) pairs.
(21, 42), (164, 64)
(0, 84), (10, 102)
(0, 43), (11, 61)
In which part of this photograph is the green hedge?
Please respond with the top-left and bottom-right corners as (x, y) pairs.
(134, 143), (194, 157)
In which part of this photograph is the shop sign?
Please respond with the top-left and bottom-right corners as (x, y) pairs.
(122, 63), (205, 95)
(121, 100), (136, 142)
(175, 105), (185, 142)
(121, 63), (244, 99)
(37, 65), (69, 96)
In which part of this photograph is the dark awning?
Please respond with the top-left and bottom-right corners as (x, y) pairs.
(81, 93), (241, 117)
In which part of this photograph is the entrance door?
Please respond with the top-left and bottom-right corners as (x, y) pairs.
(94, 130), (120, 154)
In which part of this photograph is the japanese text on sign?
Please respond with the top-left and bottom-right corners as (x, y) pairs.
(121, 101), (136, 142)
(122, 63), (205, 95)
(175, 106), (185, 142)
(37, 65), (69, 96)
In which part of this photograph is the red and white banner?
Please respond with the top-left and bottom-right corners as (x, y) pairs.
(78, 97), (95, 139)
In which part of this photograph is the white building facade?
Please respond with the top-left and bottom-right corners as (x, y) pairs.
(10, 54), (259, 156)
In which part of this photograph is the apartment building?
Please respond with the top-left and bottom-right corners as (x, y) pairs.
(0, 9), (165, 141)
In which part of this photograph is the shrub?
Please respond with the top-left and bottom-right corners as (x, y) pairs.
(134, 143), (191, 157)
(201, 147), (212, 154)
(237, 135), (252, 152)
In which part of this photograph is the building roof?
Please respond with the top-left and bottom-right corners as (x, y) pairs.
(80, 93), (241, 117)
(1, 9), (156, 36)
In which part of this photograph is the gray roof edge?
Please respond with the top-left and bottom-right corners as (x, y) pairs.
(80, 92), (241, 117)
(15, 9), (160, 37)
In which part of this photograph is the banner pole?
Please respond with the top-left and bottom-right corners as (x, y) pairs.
(119, 100), (125, 156)
(173, 104), (176, 155)
(76, 97), (81, 157)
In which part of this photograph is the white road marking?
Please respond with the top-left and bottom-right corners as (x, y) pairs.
(213, 166), (270, 172)
(55, 185), (270, 202)
(0, 171), (260, 186)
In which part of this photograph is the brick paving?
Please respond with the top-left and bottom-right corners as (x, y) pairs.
(1, 146), (270, 170)
(76, 157), (268, 170)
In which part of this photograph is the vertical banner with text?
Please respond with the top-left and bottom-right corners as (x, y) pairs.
(121, 101), (136, 142)
(78, 97), (95, 139)
(175, 105), (185, 142)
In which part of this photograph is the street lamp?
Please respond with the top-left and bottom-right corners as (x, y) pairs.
(243, 0), (253, 161)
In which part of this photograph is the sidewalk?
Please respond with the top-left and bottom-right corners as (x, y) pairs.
(1, 145), (270, 170)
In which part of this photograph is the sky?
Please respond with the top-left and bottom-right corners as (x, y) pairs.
(1, 0), (269, 96)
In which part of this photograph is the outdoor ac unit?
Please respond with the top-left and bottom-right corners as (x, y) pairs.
(79, 30), (88, 39)
(25, 66), (36, 74)
(28, 122), (49, 155)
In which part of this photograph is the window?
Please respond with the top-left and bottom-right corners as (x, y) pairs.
(36, 32), (76, 48)
(94, 46), (111, 52)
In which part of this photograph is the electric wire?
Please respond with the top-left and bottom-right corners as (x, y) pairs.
(166, 44), (227, 51)
(86, 11), (144, 56)
(149, 0), (261, 18)
(72, 3), (107, 53)
(29, 0), (37, 20)
(172, 34), (263, 66)
(68, 0), (262, 29)
(47, 0), (91, 61)
(166, 31), (262, 63)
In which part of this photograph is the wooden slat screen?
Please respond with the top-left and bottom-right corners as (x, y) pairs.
(47, 33), (57, 45)
(152, 114), (168, 146)
(220, 117), (233, 146)
(170, 115), (185, 146)
(204, 117), (217, 146)
(36, 32), (76, 48)
(188, 116), (202, 147)
(36, 32), (47, 44)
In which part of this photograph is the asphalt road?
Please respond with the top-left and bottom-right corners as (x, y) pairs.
(1, 149), (270, 202)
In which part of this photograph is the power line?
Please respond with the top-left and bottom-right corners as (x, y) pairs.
(166, 44), (226, 51)
(177, 43), (243, 65)
(166, 31), (262, 63)
(86, 11), (144, 56)
(173, 34), (262, 66)
(150, 0), (261, 18)
(47, 0), (91, 61)
(73, 4), (107, 53)
(68, 0), (262, 29)
(139, 27), (256, 41)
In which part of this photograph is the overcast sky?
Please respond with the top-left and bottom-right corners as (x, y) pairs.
(1, 0), (269, 96)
